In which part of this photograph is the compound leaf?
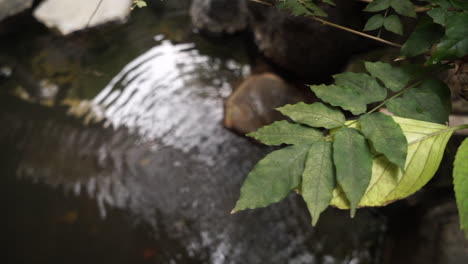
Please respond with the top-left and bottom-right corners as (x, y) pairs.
(365, 61), (411, 92)
(248, 120), (323, 146)
(333, 128), (373, 217)
(454, 138), (468, 237)
(302, 141), (335, 226)
(233, 144), (310, 212)
(364, 14), (385, 31)
(384, 15), (404, 35)
(277, 102), (345, 129)
(331, 116), (454, 208)
(386, 79), (451, 124)
(360, 113), (408, 169)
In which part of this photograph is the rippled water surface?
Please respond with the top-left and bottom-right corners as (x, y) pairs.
(1, 4), (386, 264)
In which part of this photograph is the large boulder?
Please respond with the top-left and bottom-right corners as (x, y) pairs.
(248, 0), (368, 81)
(33, 0), (132, 35)
(190, 0), (249, 34)
(224, 73), (308, 134)
(0, 0), (33, 21)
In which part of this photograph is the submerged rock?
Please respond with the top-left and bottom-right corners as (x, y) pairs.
(190, 0), (249, 34)
(33, 0), (132, 35)
(224, 73), (308, 134)
(0, 0), (33, 21)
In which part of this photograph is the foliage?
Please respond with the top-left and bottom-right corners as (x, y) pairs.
(454, 138), (468, 234)
(231, 0), (468, 237)
(131, 0), (147, 10)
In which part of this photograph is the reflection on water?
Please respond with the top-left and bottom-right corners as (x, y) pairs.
(1, 5), (385, 264)
(90, 39), (248, 161)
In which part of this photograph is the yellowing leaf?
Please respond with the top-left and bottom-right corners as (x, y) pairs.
(453, 138), (468, 237)
(331, 116), (454, 209)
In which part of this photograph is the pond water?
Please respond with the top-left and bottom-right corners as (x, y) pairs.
(1, 3), (386, 264)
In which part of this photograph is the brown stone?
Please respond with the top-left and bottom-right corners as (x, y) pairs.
(224, 73), (308, 135)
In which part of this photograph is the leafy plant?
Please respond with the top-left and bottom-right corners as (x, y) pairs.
(229, 0), (468, 236)
(134, 0), (468, 235)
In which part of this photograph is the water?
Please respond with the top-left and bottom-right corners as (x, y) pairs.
(1, 4), (386, 264)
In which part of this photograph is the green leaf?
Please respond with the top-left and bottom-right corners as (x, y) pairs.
(386, 79), (451, 124)
(365, 61), (411, 92)
(424, 0), (452, 9)
(331, 116), (454, 208)
(277, 102), (346, 129)
(310, 72), (387, 115)
(427, 7), (449, 25)
(431, 12), (468, 63)
(334, 72), (388, 104)
(454, 138), (468, 237)
(364, 0), (391, 12)
(233, 144), (310, 212)
(364, 14), (385, 31)
(450, 0), (468, 10)
(309, 84), (366, 115)
(401, 18), (445, 57)
(360, 113), (408, 169)
(247, 120), (323, 146)
(333, 128), (373, 217)
(390, 0), (417, 17)
(384, 15), (404, 35)
(277, 0), (327, 17)
(302, 141), (335, 226)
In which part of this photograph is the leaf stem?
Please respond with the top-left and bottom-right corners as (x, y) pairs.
(408, 124), (468, 145)
(345, 80), (423, 127)
(377, 8), (389, 38)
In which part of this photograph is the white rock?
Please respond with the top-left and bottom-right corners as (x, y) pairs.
(0, 0), (33, 21)
(33, 0), (133, 35)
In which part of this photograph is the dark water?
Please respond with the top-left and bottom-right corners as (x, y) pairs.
(1, 3), (386, 264)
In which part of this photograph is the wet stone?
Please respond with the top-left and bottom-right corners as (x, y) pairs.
(224, 73), (308, 135)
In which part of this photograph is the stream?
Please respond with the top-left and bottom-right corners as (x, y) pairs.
(1, 3), (387, 264)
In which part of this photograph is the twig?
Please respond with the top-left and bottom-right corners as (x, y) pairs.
(250, 0), (273, 6)
(86, 0), (104, 28)
(312, 17), (402, 48)
(248, 0), (402, 48)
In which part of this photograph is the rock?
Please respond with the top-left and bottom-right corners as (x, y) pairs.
(33, 0), (132, 35)
(224, 73), (308, 134)
(190, 0), (248, 34)
(383, 199), (468, 264)
(248, 0), (368, 81)
(0, 0), (33, 21)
